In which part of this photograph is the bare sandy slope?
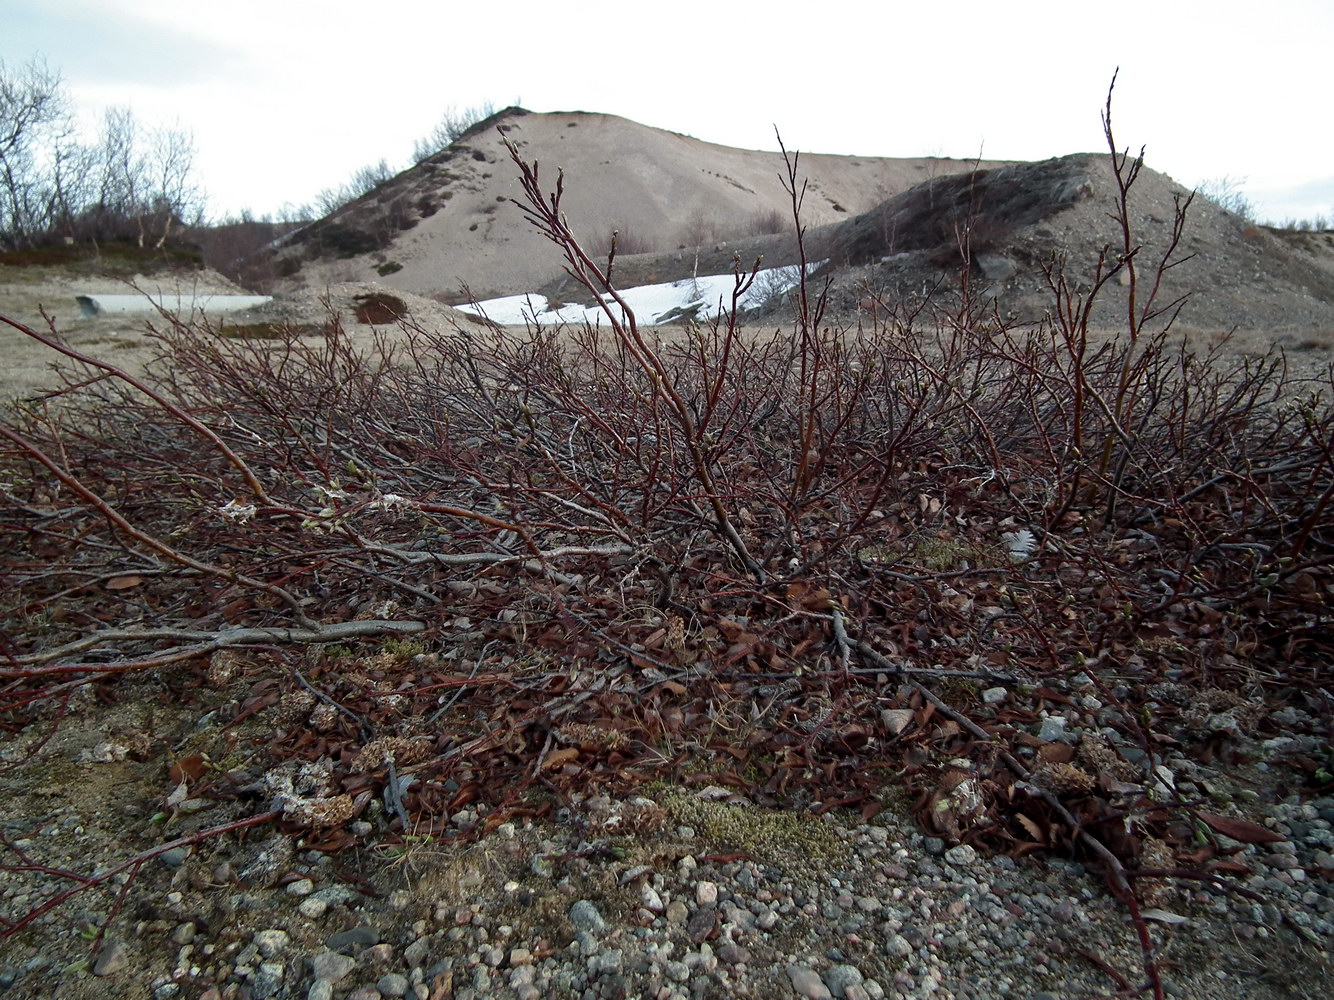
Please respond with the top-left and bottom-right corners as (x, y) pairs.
(0, 267), (249, 400)
(273, 109), (1015, 302)
(0, 268), (480, 401)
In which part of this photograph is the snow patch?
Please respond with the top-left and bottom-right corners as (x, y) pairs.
(457, 262), (822, 327)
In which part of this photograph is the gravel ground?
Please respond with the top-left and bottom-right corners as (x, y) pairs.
(2, 686), (1331, 1000)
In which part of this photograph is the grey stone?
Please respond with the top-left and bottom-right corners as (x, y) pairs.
(1038, 716), (1068, 742)
(309, 950), (357, 984)
(307, 982), (334, 1000)
(884, 934), (913, 958)
(327, 925), (379, 955)
(253, 929), (289, 958)
(377, 972), (409, 997)
(92, 939), (130, 977)
(509, 964), (536, 988)
(158, 847), (190, 868)
(591, 948), (623, 975)
(250, 965), (283, 1000)
(976, 253), (1017, 280)
(298, 897), (329, 919)
(716, 942), (750, 965)
(568, 900), (607, 934)
(788, 965), (834, 999)
(308, 885), (359, 906)
(945, 844), (978, 866)
(982, 687), (1008, 704)
(171, 922), (197, 945)
(403, 937), (431, 967)
(823, 963), (865, 998)
(881, 709), (914, 736)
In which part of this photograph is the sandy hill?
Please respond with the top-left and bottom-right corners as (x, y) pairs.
(265, 107), (1013, 302)
(263, 106), (1334, 341)
(479, 146), (1334, 344)
(804, 153), (1334, 337)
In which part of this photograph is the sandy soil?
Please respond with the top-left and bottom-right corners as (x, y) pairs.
(5, 276), (1331, 406)
(0, 268), (483, 401)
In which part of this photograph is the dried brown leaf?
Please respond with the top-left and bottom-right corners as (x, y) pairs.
(168, 753), (206, 784)
(1194, 811), (1285, 844)
(1037, 742), (1076, 764)
(540, 747), (581, 771)
(1016, 813), (1045, 843)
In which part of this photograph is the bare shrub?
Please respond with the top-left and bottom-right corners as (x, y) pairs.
(1195, 174), (1256, 222)
(583, 224), (658, 258)
(2, 80), (1331, 983)
(675, 207), (719, 248)
(745, 205), (787, 236)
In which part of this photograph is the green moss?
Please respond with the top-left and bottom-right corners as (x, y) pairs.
(908, 536), (976, 571)
(381, 638), (426, 661)
(661, 789), (848, 867)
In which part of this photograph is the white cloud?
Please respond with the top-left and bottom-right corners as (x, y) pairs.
(3, 0), (1330, 221)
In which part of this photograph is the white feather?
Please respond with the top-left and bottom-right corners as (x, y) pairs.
(1002, 529), (1037, 561)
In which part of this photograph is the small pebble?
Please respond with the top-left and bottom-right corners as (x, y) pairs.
(92, 940), (130, 977)
(789, 965), (834, 999)
(309, 951), (357, 984)
(299, 897), (329, 919)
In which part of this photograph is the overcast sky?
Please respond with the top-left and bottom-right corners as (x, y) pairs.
(4, 0), (1331, 224)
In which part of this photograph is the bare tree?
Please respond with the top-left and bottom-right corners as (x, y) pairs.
(0, 60), (204, 250)
(0, 57), (69, 247)
(45, 123), (96, 241)
(411, 101), (498, 162)
(93, 106), (142, 243)
(144, 122), (203, 247)
(312, 158), (396, 216)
